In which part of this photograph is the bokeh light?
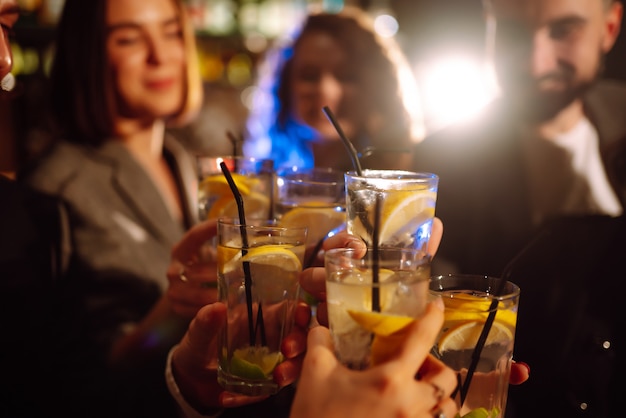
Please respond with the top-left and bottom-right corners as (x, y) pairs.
(415, 54), (498, 134)
(373, 13), (399, 38)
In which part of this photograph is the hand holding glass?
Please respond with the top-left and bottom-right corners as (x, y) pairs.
(429, 274), (520, 418)
(216, 219), (306, 396)
(324, 247), (431, 370)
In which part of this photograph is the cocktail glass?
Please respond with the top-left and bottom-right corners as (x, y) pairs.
(196, 156), (274, 222)
(429, 274), (520, 418)
(345, 170), (438, 252)
(275, 167), (346, 267)
(324, 247), (431, 370)
(216, 218), (306, 396)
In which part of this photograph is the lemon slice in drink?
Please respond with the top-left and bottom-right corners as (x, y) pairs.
(280, 205), (345, 245)
(241, 245), (303, 302)
(217, 245), (241, 274)
(442, 294), (517, 328)
(347, 310), (416, 366)
(200, 174), (252, 197)
(230, 346), (284, 379)
(438, 320), (513, 353)
(242, 245), (302, 271)
(378, 190), (436, 244)
(200, 174), (269, 220)
(208, 191), (270, 219)
(347, 310), (415, 337)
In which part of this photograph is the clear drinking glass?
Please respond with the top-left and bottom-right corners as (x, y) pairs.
(275, 167), (346, 267)
(216, 218), (307, 396)
(345, 170), (438, 252)
(429, 274), (520, 418)
(324, 247), (431, 370)
(196, 156), (274, 222)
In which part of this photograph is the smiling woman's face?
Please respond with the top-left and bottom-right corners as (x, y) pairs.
(105, 0), (186, 121)
(0, 0), (19, 80)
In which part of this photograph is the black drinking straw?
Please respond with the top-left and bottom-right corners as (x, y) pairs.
(220, 161), (265, 346)
(458, 228), (550, 405)
(227, 130), (240, 156)
(321, 106), (375, 238)
(322, 106), (363, 176)
(371, 194), (382, 312)
(226, 131), (240, 172)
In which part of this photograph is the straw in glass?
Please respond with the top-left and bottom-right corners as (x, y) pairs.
(226, 131), (241, 155)
(321, 106), (376, 239)
(371, 193), (382, 312)
(220, 161), (266, 346)
(458, 228), (550, 405)
(322, 106), (362, 176)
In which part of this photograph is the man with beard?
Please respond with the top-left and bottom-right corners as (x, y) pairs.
(414, 0), (626, 277)
(414, 1), (626, 416)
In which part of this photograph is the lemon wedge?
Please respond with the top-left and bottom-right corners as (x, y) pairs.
(242, 245), (303, 272)
(230, 346), (284, 379)
(200, 174), (269, 220)
(279, 205), (345, 245)
(208, 191), (270, 219)
(347, 310), (416, 366)
(241, 245), (303, 302)
(347, 310), (415, 337)
(200, 174), (252, 197)
(442, 294), (517, 328)
(217, 245), (241, 274)
(438, 320), (513, 353)
(378, 190), (436, 244)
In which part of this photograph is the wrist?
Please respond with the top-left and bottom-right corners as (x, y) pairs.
(166, 345), (224, 417)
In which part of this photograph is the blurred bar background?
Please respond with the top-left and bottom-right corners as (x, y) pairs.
(3, 0), (626, 175)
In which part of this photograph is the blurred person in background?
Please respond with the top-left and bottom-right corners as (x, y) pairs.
(243, 5), (424, 171)
(19, 0), (209, 416)
(1, 2), (73, 417)
(414, 0), (625, 277)
(413, 0), (626, 416)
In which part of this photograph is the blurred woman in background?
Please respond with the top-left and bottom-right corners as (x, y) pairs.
(244, 5), (424, 171)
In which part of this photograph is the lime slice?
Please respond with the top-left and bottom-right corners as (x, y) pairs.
(458, 407), (500, 418)
(438, 320), (513, 353)
(279, 205), (345, 245)
(230, 346), (284, 379)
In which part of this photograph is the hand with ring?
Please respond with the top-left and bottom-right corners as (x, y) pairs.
(166, 220), (220, 319)
(290, 300), (458, 418)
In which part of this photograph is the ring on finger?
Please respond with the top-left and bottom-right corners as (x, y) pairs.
(179, 266), (189, 283)
(432, 409), (445, 418)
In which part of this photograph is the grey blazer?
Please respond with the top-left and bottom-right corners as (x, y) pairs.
(25, 135), (197, 293)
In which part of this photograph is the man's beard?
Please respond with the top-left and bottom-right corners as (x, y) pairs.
(500, 54), (605, 124)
